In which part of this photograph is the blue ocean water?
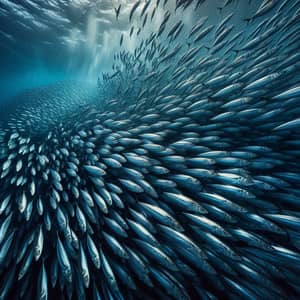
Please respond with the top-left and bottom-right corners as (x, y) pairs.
(0, 0), (256, 101)
(0, 0), (300, 299)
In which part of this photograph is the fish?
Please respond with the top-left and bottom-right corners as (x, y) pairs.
(167, 20), (183, 38)
(38, 262), (48, 300)
(140, 1), (151, 19)
(273, 85), (300, 99)
(274, 118), (300, 131)
(0, 0), (300, 299)
(114, 4), (121, 20)
(247, 0), (280, 21)
(129, 1), (141, 22)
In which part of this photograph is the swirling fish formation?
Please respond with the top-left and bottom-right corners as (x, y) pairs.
(1, 0), (300, 299)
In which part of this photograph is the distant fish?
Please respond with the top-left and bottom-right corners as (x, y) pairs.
(129, 26), (134, 37)
(114, 4), (121, 20)
(140, 1), (151, 18)
(129, 1), (141, 22)
(245, 0), (280, 22)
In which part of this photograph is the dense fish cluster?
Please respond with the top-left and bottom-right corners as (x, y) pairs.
(1, 81), (98, 137)
(1, 0), (300, 299)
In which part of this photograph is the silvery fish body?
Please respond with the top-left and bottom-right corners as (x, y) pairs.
(0, 0), (300, 299)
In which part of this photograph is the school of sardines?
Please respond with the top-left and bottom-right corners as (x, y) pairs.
(0, 0), (300, 299)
